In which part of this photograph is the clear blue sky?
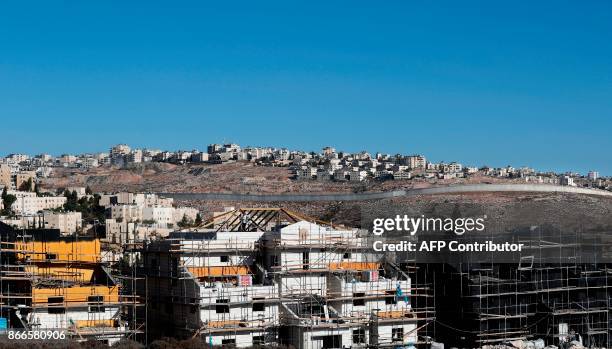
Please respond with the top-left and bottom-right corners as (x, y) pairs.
(1, 1), (611, 174)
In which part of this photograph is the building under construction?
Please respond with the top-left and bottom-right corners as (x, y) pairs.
(418, 227), (612, 348)
(0, 221), (141, 344)
(137, 208), (435, 348)
(137, 208), (611, 348)
(2, 205), (609, 348)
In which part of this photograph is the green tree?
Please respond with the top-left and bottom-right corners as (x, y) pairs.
(62, 190), (106, 223)
(85, 186), (93, 195)
(90, 194), (106, 223)
(195, 213), (203, 226)
(63, 190), (79, 211)
(177, 214), (192, 228)
(2, 193), (17, 216)
(18, 178), (33, 191)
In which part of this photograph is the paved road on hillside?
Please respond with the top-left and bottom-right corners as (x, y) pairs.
(159, 184), (612, 202)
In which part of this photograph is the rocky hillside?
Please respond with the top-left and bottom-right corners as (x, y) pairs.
(40, 162), (524, 194)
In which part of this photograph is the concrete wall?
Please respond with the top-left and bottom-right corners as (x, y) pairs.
(199, 284), (278, 326)
(286, 326), (358, 349)
(161, 183), (612, 202)
(374, 323), (418, 346)
(32, 306), (118, 330)
(204, 331), (271, 347)
(328, 276), (411, 318)
(279, 274), (327, 297)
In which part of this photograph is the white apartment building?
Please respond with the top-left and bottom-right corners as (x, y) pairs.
(393, 171), (412, 180)
(110, 204), (143, 223)
(426, 162), (441, 171)
(273, 149), (290, 161)
(375, 170), (393, 179)
(249, 147), (271, 160)
(325, 158), (342, 171)
(59, 154), (77, 164)
(8, 191), (67, 215)
(110, 144), (131, 156)
(292, 155), (308, 166)
(145, 193), (173, 207)
(6, 154), (29, 163)
(297, 167), (317, 180)
(333, 170), (348, 181)
(192, 152), (209, 162)
(405, 155), (427, 169)
(143, 206), (174, 228)
(173, 207), (199, 223)
(42, 210), (82, 234)
(81, 157), (99, 169)
(446, 162), (463, 173)
(143, 149), (161, 157)
(0, 164), (11, 188)
(105, 193), (184, 231)
(110, 144), (131, 166)
(560, 175), (576, 186)
(174, 151), (193, 163)
(66, 186), (87, 198)
(322, 147), (336, 156)
(95, 152), (110, 163)
(36, 154), (53, 162)
(105, 218), (136, 244)
(100, 192), (171, 207)
(223, 143), (241, 153)
(127, 149), (143, 163)
(349, 170), (368, 182)
(105, 218), (171, 244)
(316, 169), (333, 181)
(100, 192), (142, 207)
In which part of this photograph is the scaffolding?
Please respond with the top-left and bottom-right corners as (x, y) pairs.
(426, 227), (612, 348)
(138, 211), (282, 347)
(261, 210), (435, 348)
(136, 208), (436, 348)
(0, 221), (143, 344)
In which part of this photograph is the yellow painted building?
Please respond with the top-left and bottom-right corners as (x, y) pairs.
(32, 285), (119, 305)
(16, 238), (101, 263)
